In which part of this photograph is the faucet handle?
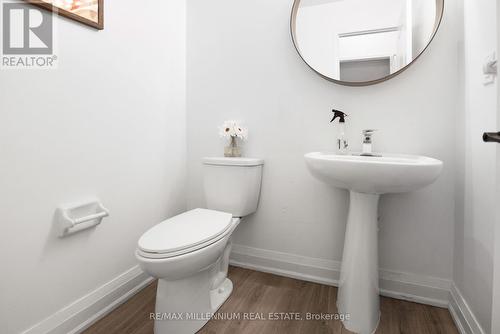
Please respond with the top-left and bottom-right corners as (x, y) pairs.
(362, 129), (377, 136)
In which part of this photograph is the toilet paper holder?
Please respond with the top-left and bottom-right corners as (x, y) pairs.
(56, 199), (110, 237)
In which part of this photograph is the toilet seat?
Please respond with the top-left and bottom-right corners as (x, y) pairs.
(137, 208), (234, 259)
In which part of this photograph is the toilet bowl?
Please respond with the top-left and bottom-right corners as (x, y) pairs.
(136, 157), (263, 334)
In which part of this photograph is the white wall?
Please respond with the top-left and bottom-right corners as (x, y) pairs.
(493, 4), (500, 331)
(493, 2), (500, 327)
(187, 0), (460, 283)
(454, 0), (498, 332)
(0, 1), (186, 333)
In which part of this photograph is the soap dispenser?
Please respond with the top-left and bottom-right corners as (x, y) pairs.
(330, 109), (349, 154)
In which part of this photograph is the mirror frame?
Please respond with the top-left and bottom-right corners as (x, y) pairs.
(290, 0), (444, 86)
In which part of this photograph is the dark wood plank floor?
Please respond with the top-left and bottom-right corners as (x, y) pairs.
(83, 266), (458, 334)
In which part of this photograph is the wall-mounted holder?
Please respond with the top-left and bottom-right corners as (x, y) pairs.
(56, 199), (110, 237)
(483, 52), (497, 85)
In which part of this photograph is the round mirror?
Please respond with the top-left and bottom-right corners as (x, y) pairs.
(291, 0), (444, 86)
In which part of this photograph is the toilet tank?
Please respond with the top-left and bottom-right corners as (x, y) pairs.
(203, 157), (264, 218)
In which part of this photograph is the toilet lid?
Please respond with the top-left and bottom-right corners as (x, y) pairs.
(138, 209), (233, 254)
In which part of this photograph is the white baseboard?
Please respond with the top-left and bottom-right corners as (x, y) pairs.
(449, 283), (486, 334)
(19, 245), (485, 334)
(230, 244), (451, 308)
(21, 265), (154, 334)
(230, 244), (489, 333)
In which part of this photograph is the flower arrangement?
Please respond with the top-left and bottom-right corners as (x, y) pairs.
(219, 120), (248, 157)
(219, 120), (248, 140)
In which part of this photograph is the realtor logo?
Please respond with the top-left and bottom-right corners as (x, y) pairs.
(1, 1), (57, 69)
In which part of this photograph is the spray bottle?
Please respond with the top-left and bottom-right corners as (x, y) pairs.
(330, 109), (349, 155)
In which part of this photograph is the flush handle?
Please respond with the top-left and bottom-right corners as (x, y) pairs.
(483, 132), (500, 143)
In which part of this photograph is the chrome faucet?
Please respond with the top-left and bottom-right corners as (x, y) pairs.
(361, 129), (377, 156)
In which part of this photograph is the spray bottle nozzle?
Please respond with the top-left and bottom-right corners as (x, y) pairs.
(331, 109), (347, 123)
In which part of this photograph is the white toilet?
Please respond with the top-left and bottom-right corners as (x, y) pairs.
(136, 157), (264, 334)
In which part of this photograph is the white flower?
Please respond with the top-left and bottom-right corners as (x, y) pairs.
(219, 120), (248, 140)
(219, 120), (237, 138)
(235, 125), (248, 140)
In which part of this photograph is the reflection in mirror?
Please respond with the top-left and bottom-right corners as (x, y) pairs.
(291, 0), (444, 86)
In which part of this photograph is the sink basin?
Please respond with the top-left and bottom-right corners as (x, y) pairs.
(304, 152), (443, 194)
(304, 152), (443, 334)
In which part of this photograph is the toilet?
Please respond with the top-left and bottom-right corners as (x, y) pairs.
(136, 157), (264, 334)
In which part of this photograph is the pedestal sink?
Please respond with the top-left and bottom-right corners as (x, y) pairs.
(304, 152), (443, 334)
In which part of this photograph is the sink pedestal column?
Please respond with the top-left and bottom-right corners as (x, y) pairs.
(337, 191), (380, 334)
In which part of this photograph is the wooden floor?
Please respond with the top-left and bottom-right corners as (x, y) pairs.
(83, 266), (458, 334)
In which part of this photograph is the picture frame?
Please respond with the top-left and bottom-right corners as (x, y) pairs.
(25, 0), (103, 30)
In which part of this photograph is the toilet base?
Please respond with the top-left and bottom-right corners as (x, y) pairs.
(147, 221), (239, 334)
(210, 278), (233, 311)
(153, 270), (233, 334)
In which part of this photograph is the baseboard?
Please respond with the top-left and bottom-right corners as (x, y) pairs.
(19, 246), (485, 334)
(21, 265), (154, 334)
(230, 244), (451, 308)
(448, 283), (486, 334)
